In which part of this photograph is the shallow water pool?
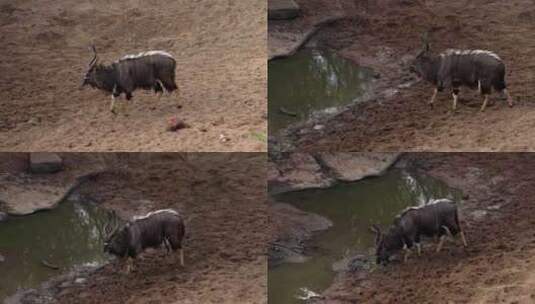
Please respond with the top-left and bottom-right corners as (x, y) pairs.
(268, 48), (373, 135)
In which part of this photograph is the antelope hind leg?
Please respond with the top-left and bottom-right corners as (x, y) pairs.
(436, 235), (446, 253)
(504, 89), (513, 107)
(460, 231), (468, 247)
(480, 95), (489, 112)
(429, 88), (438, 107)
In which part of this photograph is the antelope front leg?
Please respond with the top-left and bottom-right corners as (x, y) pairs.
(429, 88), (438, 107)
(403, 244), (412, 262)
(157, 80), (168, 96)
(179, 248), (184, 266)
(110, 95), (117, 114)
(436, 235), (446, 253)
(125, 257), (134, 274)
(416, 243), (422, 256)
(452, 88), (460, 111)
(480, 95), (489, 112)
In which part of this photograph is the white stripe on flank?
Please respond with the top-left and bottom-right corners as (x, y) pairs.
(120, 50), (174, 61)
(132, 208), (179, 220)
(398, 198), (454, 216)
(441, 49), (501, 61)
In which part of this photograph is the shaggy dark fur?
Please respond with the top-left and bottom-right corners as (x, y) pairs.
(104, 210), (185, 258)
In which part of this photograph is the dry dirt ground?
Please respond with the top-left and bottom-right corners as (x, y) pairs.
(2, 153), (267, 304)
(0, 0), (266, 152)
(319, 153), (535, 304)
(270, 0), (535, 151)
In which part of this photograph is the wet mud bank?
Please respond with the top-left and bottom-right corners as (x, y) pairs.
(1, 153), (268, 304)
(318, 153), (535, 303)
(270, 0), (535, 151)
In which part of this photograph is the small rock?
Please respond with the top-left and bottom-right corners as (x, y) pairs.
(0, 253), (5, 263)
(332, 254), (368, 273)
(268, 0), (300, 20)
(59, 281), (72, 288)
(487, 204), (502, 211)
(212, 117), (225, 126)
(313, 124), (325, 131)
(74, 278), (87, 285)
(296, 287), (322, 301)
(27, 117), (41, 126)
(471, 210), (488, 221)
(30, 153), (63, 174)
(219, 134), (230, 142)
(166, 117), (189, 132)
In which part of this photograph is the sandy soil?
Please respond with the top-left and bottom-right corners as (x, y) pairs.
(0, 0), (266, 152)
(3, 153), (267, 304)
(270, 0), (535, 151)
(319, 153), (535, 303)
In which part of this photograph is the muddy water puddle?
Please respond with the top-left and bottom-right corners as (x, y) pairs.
(0, 199), (117, 301)
(268, 169), (463, 304)
(268, 48), (373, 135)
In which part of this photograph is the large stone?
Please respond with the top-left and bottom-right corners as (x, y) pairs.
(0, 184), (67, 215)
(30, 153), (63, 174)
(268, 153), (335, 194)
(318, 153), (400, 182)
(268, 0), (300, 20)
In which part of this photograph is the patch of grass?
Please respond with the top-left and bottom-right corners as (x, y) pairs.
(250, 131), (267, 142)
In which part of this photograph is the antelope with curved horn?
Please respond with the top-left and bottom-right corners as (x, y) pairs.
(81, 45), (179, 114)
(409, 33), (513, 112)
(371, 199), (467, 265)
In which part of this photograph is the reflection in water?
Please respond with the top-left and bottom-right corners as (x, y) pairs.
(268, 49), (373, 134)
(268, 169), (463, 304)
(0, 200), (115, 300)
